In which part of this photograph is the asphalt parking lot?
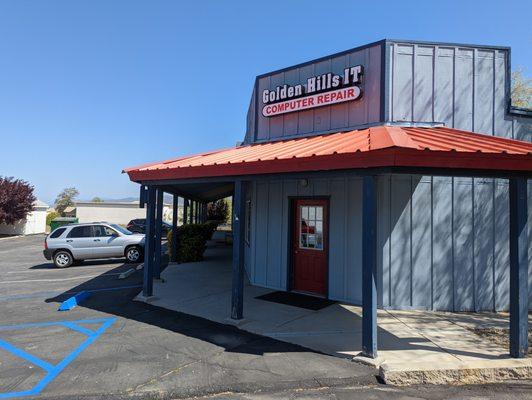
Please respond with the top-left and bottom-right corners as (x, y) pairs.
(0, 235), (377, 399)
(1, 235), (531, 400)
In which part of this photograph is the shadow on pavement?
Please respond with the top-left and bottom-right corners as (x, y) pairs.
(44, 252), (319, 357)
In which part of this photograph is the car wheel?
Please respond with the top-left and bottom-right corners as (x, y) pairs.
(54, 251), (73, 268)
(125, 246), (142, 263)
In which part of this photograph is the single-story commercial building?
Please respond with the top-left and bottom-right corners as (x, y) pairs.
(124, 39), (531, 359)
(0, 200), (49, 235)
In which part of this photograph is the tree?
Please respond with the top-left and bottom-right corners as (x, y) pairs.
(0, 176), (36, 225)
(91, 197), (103, 202)
(207, 198), (230, 222)
(511, 69), (532, 109)
(54, 187), (79, 216)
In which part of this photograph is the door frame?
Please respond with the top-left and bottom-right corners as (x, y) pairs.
(287, 196), (330, 298)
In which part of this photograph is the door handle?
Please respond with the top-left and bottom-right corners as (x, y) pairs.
(66, 239), (73, 243)
(94, 239), (101, 242)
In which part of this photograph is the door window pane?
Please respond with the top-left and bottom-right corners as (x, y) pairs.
(299, 205), (324, 250)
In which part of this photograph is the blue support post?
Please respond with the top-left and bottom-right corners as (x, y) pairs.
(509, 177), (529, 358)
(172, 195), (178, 263)
(139, 185), (147, 208)
(231, 181), (247, 319)
(195, 201), (199, 223)
(183, 199), (189, 224)
(143, 186), (156, 297)
(154, 188), (163, 279)
(362, 175), (378, 358)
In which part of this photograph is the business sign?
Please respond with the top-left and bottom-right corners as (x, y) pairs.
(262, 65), (363, 117)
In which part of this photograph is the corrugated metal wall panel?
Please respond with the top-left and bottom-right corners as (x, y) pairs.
(266, 181), (283, 288)
(494, 180), (510, 310)
(453, 177), (475, 311)
(411, 176), (432, 308)
(428, 177), (453, 310)
(254, 182), (269, 286)
(390, 175), (412, 306)
(328, 177), (347, 301)
(473, 178), (495, 311)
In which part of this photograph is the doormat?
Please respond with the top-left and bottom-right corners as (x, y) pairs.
(255, 291), (336, 311)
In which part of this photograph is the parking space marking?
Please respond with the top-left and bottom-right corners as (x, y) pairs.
(0, 317), (116, 399)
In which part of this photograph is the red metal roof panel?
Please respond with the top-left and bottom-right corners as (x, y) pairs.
(124, 125), (532, 181)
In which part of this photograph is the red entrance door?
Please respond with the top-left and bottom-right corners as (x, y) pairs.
(291, 199), (328, 296)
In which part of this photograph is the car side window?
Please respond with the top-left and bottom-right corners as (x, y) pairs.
(93, 225), (117, 237)
(67, 226), (94, 238)
(50, 227), (66, 238)
(104, 226), (118, 236)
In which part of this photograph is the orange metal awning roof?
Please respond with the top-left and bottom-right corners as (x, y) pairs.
(124, 125), (532, 182)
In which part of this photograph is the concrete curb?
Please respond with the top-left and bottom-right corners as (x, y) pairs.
(118, 268), (136, 279)
(0, 235), (23, 241)
(379, 358), (532, 385)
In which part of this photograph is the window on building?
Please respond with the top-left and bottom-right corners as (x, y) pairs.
(245, 200), (251, 245)
(67, 226), (94, 238)
(299, 205), (323, 250)
(50, 227), (66, 238)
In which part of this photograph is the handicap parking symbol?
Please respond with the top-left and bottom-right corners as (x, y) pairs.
(0, 317), (116, 399)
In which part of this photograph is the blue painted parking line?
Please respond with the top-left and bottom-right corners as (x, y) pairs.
(0, 317), (116, 399)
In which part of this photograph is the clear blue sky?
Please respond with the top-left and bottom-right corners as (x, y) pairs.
(1, 0), (530, 205)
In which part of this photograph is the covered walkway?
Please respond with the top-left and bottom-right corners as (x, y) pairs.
(125, 125), (531, 362)
(138, 234), (532, 384)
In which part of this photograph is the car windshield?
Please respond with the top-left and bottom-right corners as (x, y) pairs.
(110, 224), (134, 235)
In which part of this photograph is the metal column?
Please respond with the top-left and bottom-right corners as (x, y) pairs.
(171, 194), (178, 263)
(190, 201), (195, 224)
(362, 175), (378, 358)
(231, 181), (247, 320)
(509, 177), (529, 358)
(143, 186), (156, 298)
(153, 188), (163, 279)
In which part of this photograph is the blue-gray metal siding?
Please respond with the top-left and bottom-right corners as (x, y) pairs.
(378, 175), (532, 311)
(245, 174), (532, 311)
(247, 44), (383, 143)
(243, 39), (531, 312)
(246, 175), (365, 303)
(387, 42), (531, 141)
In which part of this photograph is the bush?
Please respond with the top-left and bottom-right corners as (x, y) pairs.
(207, 199), (230, 222)
(202, 220), (219, 240)
(167, 222), (219, 263)
(46, 211), (59, 228)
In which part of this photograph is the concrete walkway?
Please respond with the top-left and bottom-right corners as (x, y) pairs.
(138, 236), (532, 385)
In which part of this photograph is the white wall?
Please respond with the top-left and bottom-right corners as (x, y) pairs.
(75, 202), (173, 225)
(0, 202), (48, 235)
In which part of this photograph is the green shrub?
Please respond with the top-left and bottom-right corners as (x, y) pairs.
(46, 211), (59, 228)
(167, 222), (218, 263)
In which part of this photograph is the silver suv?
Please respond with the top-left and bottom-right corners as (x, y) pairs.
(43, 223), (145, 268)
